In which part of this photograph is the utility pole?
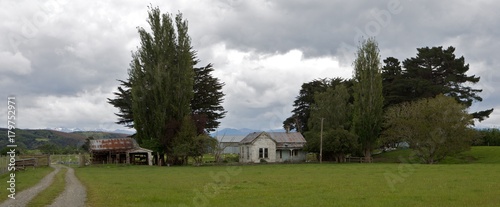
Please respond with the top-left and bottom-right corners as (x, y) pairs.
(320, 117), (324, 163)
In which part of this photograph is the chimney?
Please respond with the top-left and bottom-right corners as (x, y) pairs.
(285, 125), (290, 133)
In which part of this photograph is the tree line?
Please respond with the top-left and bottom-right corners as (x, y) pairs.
(284, 39), (494, 164)
(108, 6), (495, 165)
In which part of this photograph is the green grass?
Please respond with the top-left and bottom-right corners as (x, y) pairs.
(26, 166), (67, 207)
(0, 166), (54, 202)
(76, 146), (500, 207)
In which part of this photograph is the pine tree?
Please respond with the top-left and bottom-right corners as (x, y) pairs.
(107, 79), (133, 128)
(192, 64), (227, 133)
(382, 46), (493, 121)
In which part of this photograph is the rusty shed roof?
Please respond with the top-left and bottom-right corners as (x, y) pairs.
(89, 138), (138, 152)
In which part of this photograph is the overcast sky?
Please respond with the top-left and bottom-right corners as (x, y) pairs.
(2, 0), (499, 132)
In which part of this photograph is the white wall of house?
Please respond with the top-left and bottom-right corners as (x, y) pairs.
(240, 134), (277, 163)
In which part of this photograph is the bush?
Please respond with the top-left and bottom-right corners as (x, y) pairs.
(222, 154), (239, 163)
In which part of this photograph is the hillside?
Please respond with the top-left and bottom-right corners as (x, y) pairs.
(0, 128), (130, 151)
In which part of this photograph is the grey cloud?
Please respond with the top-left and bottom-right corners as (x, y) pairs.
(2, 0), (500, 130)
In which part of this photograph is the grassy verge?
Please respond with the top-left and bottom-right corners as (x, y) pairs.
(0, 166), (54, 202)
(26, 166), (67, 207)
(76, 147), (500, 207)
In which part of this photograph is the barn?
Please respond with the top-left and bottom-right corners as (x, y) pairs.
(89, 138), (153, 165)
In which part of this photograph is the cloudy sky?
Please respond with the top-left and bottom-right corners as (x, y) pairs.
(1, 0), (499, 132)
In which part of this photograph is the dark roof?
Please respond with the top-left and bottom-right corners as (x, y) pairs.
(240, 132), (306, 148)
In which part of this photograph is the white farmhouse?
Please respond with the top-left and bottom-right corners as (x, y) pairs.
(239, 131), (307, 163)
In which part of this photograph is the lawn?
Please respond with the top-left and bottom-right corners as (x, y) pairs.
(75, 146), (500, 207)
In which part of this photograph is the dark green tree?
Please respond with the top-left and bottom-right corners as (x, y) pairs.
(382, 46), (493, 120)
(108, 7), (226, 165)
(38, 143), (61, 154)
(169, 115), (197, 165)
(352, 38), (384, 160)
(305, 84), (357, 162)
(81, 136), (94, 152)
(109, 64), (226, 134)
(475, 128), (500, 146)
(129, 7), (195, 164)
(107, 80), (133, 128)
(191, 63), (227, 133)
(283, 78), (348, 133)
(381, 57), (412, 108)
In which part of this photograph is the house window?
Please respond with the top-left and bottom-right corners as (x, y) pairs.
(279, 150), (282, 159)
(259, 148), (268, 158)
(294, 150), (298, 156)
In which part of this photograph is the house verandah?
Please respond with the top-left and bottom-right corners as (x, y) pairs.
(239, 131), (307, 163)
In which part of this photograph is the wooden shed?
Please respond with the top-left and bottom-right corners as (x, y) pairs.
(89, 138), (153, 165)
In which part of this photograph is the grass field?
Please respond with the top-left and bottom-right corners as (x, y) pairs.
(0, 166), (53, 202)
(74, 146), (500, 207)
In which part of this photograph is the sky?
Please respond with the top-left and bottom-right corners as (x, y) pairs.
(1, 0), (499, 132)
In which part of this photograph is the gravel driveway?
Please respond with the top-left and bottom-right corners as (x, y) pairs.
(0, 165), (86, 207)
(49, 165), (86, 207)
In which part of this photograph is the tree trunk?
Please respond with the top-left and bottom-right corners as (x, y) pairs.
(364, 147), (372, 163)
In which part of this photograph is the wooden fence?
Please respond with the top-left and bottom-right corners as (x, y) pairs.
(0, 155), (50, 175)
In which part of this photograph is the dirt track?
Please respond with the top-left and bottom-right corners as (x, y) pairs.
(48, 165), (86, 207)
(0, 165), (86, 207)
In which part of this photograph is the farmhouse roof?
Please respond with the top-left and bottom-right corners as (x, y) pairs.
(215, 135), (246, 143)
(240, 131), (306, 148)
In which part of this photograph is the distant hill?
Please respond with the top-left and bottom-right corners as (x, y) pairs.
(72, 131), (131, 139)
(0, 128), (131, 151)
(45, 127), (135, 135)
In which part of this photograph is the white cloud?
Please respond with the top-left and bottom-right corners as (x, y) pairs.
(210, 43), (352, 129)
(0, 52), (32, 75)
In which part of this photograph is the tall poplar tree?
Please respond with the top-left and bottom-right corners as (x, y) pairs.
(129, 7), (195, 160)
(352, 38), (384, 160)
